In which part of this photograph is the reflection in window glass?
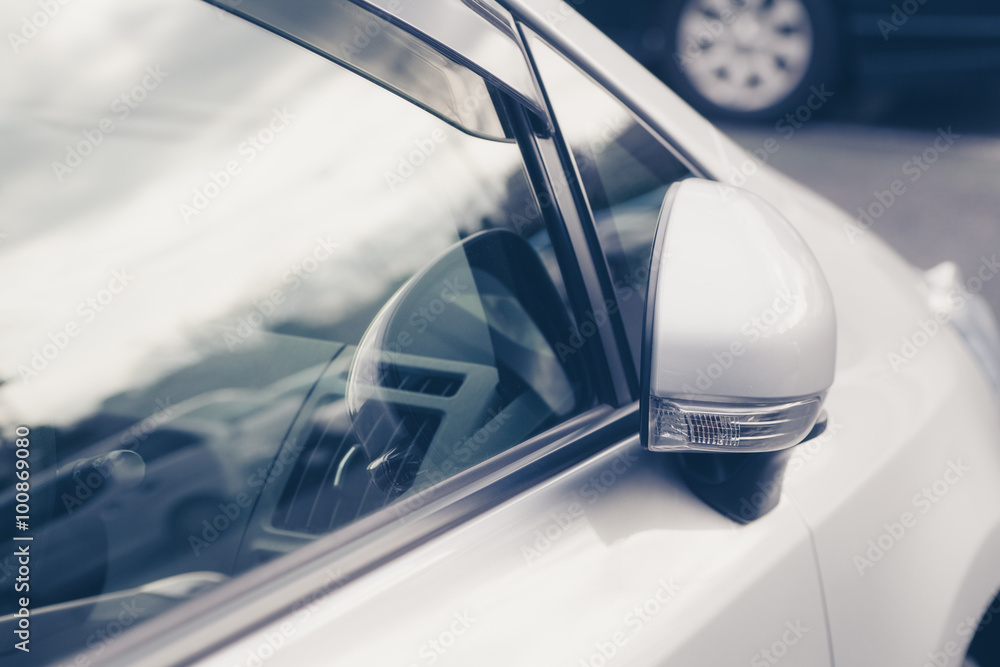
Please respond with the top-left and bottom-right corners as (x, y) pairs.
(223, 0), (509, 140)
(0, 1), (586, 661)
(530, 37), (692, 368)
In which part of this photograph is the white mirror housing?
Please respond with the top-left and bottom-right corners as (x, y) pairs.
(640, 179), (836, 453)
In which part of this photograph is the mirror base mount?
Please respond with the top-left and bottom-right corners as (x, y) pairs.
(678, 415), (828, 524)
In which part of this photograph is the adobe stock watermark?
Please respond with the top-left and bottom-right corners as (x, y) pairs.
(916, 593), (1000, 667)
(784, 417), (843, 485)
(231, 621), (298, 667)
(507, 176), (577, 237)
(577, 578), (682, 667)
(579, 449), (639, 504)
(519, 448), (638, 564)
(189, 438), (307, 556)
(680, 288), (800, 395)
(59, 450), (146, 515)
(550, 242), (656, 363)
(878, 0), (929, 41)
(222, 234), (339, 350)
(56, 395), (172, 516)
(118, 397), (175, 447)
(554, 297), (622, 363)
(178, 107), (295, 223)
(390, 407), (514, 521)
(405, 610), (477, 667)
(0, 552), (18, 588)
(356, 273), (471, 374)
(887, 254), (999, 372)
(232, 567), (346, 667)
(750, 620), (810, 667)
(520, 501), (588, 564)
(844, 127), (960, 243)
(16, 268), (135, 383)
(334, 0), (414, 58)
(384, 128), (447, 192)
(381, 82), (495, 191)
(723, 85), (835, 189)
(211, 0), (243, 21)
(52, 598), (149, 666)
(734, 418), (844, 522)
(50, 65), (169, 182)
(587, 112), (630, 157)
(539, 0), (585, 27)
(8, 0), (74, 54)
(919, 608), (988, 667)
(853, 459), (970, 576)
(672, 4), (739, 68)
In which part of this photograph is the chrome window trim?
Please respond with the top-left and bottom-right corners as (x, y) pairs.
(95, 404), (637, 667)
(503, 0), (712, 178)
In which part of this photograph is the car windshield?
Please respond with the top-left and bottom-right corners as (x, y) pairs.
(0, 0), (584, 662)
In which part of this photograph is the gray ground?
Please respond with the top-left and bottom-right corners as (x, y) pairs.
(722, 91), (1000, 320)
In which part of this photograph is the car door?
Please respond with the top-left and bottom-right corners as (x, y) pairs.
(132, 3), (835, 666)
(2, 0), (833, 664)
(0, 0), (615, 663)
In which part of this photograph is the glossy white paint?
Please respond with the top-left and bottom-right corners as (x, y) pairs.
(200, 440), (832, 667)
(511, 2), (1000, 663)
(649, 178), (836, 400)
(193, 0), (1000, 665)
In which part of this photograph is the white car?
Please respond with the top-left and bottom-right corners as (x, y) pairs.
(1, 0), (999, 665)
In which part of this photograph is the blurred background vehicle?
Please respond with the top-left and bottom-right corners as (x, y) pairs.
(573, 0), (1000, 328)
(578, 0), (1000, 122)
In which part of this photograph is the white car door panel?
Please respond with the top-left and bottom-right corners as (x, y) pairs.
(784, 332), (1000, 664)
(198, 437), (832, 666)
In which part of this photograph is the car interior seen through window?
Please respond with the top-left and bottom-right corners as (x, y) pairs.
(0, 1), (596, 662)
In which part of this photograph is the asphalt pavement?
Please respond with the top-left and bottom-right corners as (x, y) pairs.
(722, 90), (1000, 321)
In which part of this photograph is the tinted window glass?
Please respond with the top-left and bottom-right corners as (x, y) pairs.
(0, 2), (589, 662)
(530, 38), (692, 368)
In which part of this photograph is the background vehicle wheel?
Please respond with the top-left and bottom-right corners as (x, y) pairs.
(656, 0), (840, 122)
(965, 588), (1000, 667)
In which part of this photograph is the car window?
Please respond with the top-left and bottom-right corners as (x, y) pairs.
(529, 37), (692, 370)
(0, 1), (593, 661)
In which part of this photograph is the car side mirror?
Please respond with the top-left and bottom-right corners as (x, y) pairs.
(640, 179), (836, 520)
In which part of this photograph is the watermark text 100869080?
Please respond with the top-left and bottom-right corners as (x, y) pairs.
(11, 425), (33, 654)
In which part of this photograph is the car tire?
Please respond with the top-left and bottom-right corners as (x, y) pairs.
(654, 0), (840, 123)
